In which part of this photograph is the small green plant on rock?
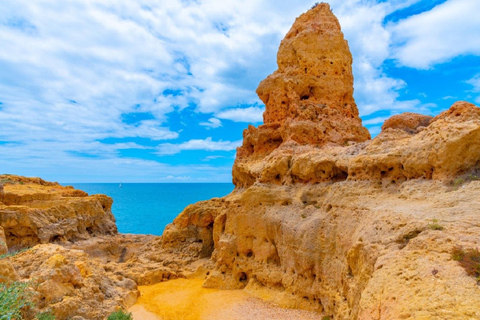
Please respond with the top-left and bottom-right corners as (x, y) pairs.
(0, 248), (28, 260)
(37, 311), (56, 320)
(0, 279), (33, 320)
(428, 218), (443, 231)
(452, 246), (480, 281)
(451, 170), (480, 190)
(107, 310), (133, 320)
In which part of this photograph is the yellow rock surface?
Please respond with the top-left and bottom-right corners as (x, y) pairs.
(0, 174), (116, 249)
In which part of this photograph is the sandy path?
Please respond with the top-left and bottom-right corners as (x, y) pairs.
(129, 277), (322, 320)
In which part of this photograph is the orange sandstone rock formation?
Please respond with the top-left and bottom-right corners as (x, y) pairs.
(162, 4), (480, 320)
(0, 175), (116, 250)
(234, 3), (370, 176)
(0, 176), (193, 319)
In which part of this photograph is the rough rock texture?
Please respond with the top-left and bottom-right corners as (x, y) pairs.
(0, 177), (204, 319)
(381, 112), (432, 133)
(233, 3), (370, 183)
(0, 175), (117, 250)
(3, 232), (199, 319)
(161, 4), (480, 320)
(164, 101), (480, 319)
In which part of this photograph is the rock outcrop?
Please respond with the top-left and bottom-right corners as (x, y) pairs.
(162, 3), (480, 319)
(0, 177), (197, 319)
(0, 175), (117, 250)
(234, 3), (370, 187)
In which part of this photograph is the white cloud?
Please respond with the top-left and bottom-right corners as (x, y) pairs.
(466, 74), (480, 104)
(216, 106), (264, 123)
(362, 117), (388, 126)
(466, 74), (480, 92)
(200, 118), (222, 129)
(156, 137), (242, 155)
(389, 0), (480, 69)
(202, 155), (226, 161)
(332, 0), (432, 116)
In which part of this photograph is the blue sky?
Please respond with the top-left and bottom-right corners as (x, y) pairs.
(0, 0), (479, 183)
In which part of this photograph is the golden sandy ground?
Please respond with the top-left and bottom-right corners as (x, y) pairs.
(129, 277), (321, 320)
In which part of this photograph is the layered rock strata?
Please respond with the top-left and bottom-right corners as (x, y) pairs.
(162, 3), (480, 319)
(0, 175), (116, 250)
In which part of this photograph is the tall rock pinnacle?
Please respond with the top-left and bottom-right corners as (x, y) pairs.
(258, 3), (360, 125)
(235, 3), (370, 167)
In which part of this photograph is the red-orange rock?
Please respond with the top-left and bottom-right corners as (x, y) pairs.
(431, 100), (480, 123)
(233, 3), (370, 187)
(381, 112), (432, 133)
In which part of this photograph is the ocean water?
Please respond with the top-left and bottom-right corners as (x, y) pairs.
(68, 183), (234, 236)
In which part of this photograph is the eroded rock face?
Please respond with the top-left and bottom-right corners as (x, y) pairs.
(161, 3), (480, 320)
(381, 112), (432, 134)
(234, 3), (370, 176)
(10, 244), (139, 320)
(0, 175), (117, 249)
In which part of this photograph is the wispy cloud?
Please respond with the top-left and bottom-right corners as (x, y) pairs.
(466, 74), (480, 104)
(216, 106), (264, 123)
(156, 137), (242, 155)
(200, 118), (222, 129)
(389, 0), (480, 69)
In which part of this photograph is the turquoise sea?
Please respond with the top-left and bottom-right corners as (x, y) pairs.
(68, 183), (234, 236)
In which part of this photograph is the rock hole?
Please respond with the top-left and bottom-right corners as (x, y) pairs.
(238, 272), (248, 284)
(301, 95), (309, 100)
(246, 250), (253, 258)
(326, 204), (332, 212)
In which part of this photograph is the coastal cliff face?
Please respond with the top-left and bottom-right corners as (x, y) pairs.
(0, 175), (116, 250)
(0, 176), (191, 319)
(162, 3), (480, 319)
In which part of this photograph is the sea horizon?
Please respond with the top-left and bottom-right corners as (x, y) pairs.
(67, 182), (234, 236)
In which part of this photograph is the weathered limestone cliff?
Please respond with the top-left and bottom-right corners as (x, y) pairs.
(162, 3), (480, 319)
(0, 176), (194, 319)
(0, 175), (116, 250)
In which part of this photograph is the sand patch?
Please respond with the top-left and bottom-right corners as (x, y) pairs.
(129, 277), (321, 320)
